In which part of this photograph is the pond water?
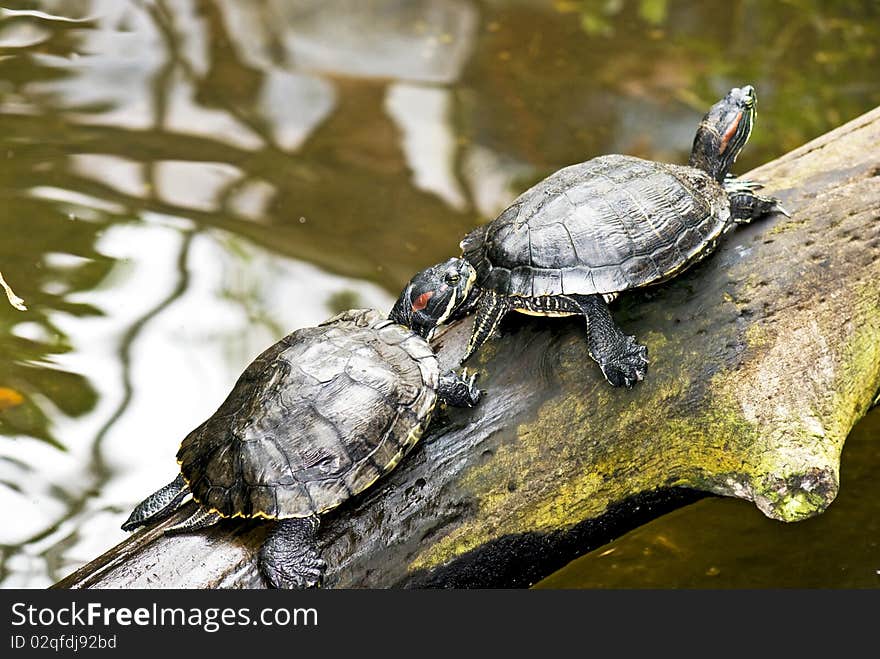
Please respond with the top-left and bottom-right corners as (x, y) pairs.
(1, 0), (878, 588)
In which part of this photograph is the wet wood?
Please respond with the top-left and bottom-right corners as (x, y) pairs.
(55, 106), (880, 589)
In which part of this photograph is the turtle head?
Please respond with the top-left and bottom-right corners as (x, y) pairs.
(388, 258), (476, 339)
(689, 85), (757, 181)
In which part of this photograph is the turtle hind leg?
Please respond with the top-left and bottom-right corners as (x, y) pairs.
(259, 516), (327, 589)
(462, 291), (509, 362)
(568, 294), (648, 388)
(725, 178), (790, 223)
(164, 506), (223, 535)
(121, 473), (190, 532)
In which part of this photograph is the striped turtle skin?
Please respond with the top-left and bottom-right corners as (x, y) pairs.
(176, 308), (439, 520)
(461, 154), (731, 299)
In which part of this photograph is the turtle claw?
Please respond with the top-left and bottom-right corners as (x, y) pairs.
(439, 369), (483, 407)
(261, 553), (326, 590)
(599, 336), (648, 388)
(774, 202), (791, 218)
(259, 517), (326, 590)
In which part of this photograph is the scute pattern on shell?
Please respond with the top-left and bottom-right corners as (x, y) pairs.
(461, 154), (731, 297)
(176, 309), (439, 519)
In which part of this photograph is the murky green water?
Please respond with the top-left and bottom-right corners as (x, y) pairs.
(1, 0), (878, 588)
(536, 406), (880, 588)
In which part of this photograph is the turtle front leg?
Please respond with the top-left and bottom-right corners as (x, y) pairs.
(438, 369), (482, 407)
(259, 516), (327, 589)
(462, 290), (510, 362)
(568, 294), (648, 388)
(725, 178), (790, 223)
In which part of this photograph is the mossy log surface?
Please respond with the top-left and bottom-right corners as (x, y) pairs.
(55, 106), (880, 589)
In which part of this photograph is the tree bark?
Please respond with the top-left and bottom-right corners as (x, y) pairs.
(55, 106), (880, 589)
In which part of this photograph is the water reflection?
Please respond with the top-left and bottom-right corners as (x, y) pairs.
(2, 220), (391, 586)
(1, 0), (878, 586)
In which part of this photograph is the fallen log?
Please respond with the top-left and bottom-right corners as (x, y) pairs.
(55, 106), (880, 589)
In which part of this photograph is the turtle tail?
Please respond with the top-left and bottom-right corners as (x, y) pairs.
(121, 473), (190, 532)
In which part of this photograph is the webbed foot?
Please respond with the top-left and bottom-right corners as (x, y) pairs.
(259, 517), (327, 589)
(598, 335), (649, 389)
(725, 178), (790, 221)
(438, 368), (482, 407)
(570, 293), (649, 388)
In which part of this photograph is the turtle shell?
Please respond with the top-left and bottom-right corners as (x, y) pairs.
(460, 154), (731, 297)
(176, 308), (439, 520)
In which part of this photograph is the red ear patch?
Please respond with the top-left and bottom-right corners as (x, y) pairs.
(719, 111), (743, 154)
(411, 290), (434, 312)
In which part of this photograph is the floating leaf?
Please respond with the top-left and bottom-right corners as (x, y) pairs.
(0, 387), (25, 411)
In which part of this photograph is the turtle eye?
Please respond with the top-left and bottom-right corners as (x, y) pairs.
(445, 271), (461, 285)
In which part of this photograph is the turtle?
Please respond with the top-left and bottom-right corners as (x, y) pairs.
(458, 84), (788, 387)
(121, 257), (481, 589)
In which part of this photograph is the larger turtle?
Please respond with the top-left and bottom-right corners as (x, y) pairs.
(122, 258), (481, 589)
(460, 85), (788, 387)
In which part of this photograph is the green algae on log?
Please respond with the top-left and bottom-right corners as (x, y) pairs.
(55, 106), (880, 589)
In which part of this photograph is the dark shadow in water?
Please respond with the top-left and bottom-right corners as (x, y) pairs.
(398, 406), (880, 589)
(402, 487), (705, 588)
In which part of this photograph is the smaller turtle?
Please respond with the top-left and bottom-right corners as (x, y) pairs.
(122, 258), (481, 589)
(459, 85), (788, 386)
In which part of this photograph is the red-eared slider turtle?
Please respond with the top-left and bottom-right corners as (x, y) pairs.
(460, 85), (788, 387)
(122, 258), (481, 589)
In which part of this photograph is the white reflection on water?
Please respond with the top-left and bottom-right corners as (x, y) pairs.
(0, 0), (529, 587)
(0, 216), (392, 587)
(153, 161), (244, 212)
(386, 83), (467, 212)
(69, 154), (149, 200)
(164, 70), (265, 152)
(259, 71), (336, 152)
(14, 0), (527, 223)
(216, 0), (478, 84)
(26, 3), (163, 131)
